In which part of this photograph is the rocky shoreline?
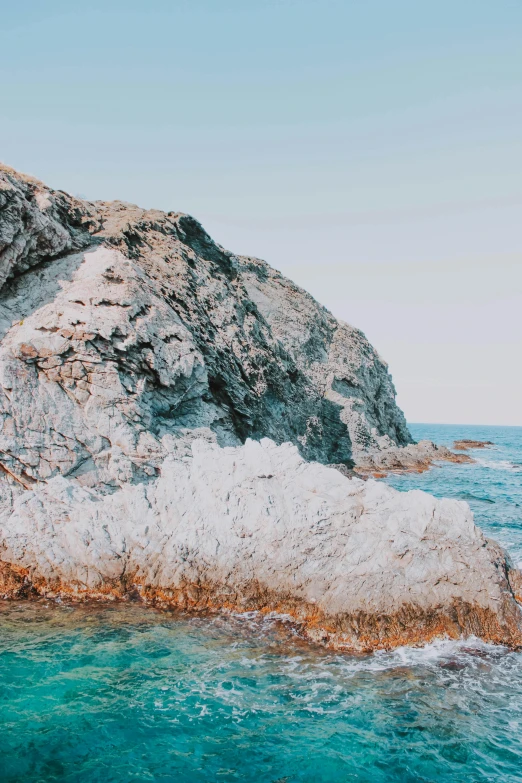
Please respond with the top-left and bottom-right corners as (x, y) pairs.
(0, 163), (521, 651)
(352, 439), (473, 478)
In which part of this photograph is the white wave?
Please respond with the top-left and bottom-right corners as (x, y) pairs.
(374, 636), (503, 665)
(324, 636), (506, 676)
(190, 610), (519, 683)
(475, 458), (522, 472)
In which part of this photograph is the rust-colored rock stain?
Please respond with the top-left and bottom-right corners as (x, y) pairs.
(2, 561), (521, 653)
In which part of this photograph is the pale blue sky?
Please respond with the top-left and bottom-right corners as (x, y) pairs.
(2, 0), (521, 424)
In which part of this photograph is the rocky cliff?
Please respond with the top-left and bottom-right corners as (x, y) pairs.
(0, 164), (417, 482)
(0, 163), (520, 650)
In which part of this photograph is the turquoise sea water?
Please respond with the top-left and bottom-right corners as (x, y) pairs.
(1, 424), (521, 783)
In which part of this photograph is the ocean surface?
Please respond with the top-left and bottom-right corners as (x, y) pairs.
(1, 424), (521, 783)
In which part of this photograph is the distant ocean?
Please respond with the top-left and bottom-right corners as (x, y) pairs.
(1, 424), (521, 783)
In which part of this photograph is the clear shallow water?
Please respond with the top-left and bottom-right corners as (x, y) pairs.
(1, 424), (521, 783)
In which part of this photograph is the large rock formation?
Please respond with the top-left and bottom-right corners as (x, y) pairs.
(0, 163), (520, 650)
(2, 436), (522, 651)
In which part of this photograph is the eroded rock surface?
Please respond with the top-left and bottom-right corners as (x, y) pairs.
(237, 255), (412, 463)
(1, 436), (521, 651)
(0, 163), (520, 650)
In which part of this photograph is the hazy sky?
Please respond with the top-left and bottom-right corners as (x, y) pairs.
(2, 0), (521, 425)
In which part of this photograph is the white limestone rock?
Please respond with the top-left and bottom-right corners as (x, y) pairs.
(0, 436), (520, 650)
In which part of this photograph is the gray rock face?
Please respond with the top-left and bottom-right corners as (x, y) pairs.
(237, 255), (412, 463)
(0, 163), (520, 650)
(0, 164), (414, 487)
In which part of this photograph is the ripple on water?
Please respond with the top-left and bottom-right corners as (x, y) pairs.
(1, 600), (522, 783)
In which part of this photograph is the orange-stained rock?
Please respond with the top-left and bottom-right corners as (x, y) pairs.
(454, 439), (495, 450)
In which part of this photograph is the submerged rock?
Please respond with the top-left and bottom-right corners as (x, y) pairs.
(0, 163), (520, 650)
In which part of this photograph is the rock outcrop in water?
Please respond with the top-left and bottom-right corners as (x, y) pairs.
(0, 163), (521, 650)
(454, 440), (494, 451)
